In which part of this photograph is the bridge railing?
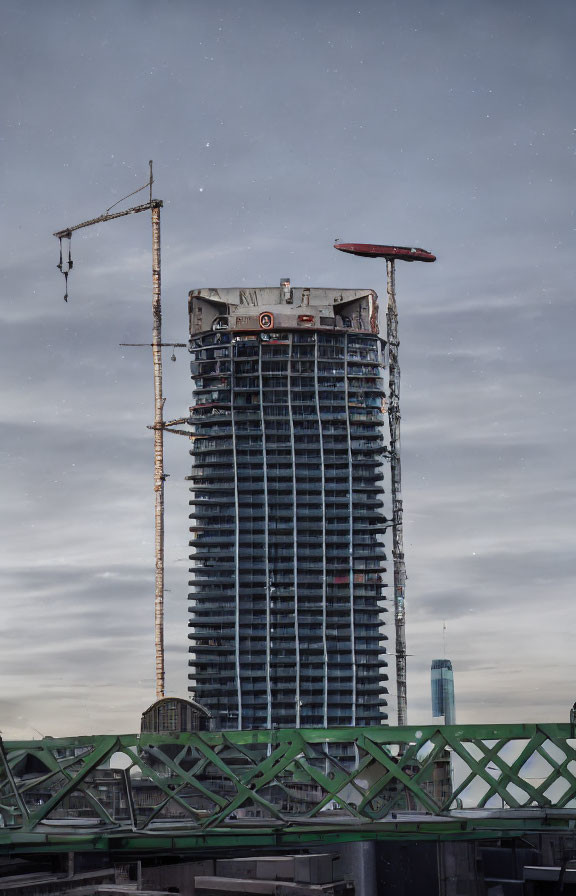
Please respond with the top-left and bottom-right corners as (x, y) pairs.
(1, 723), (575, 834)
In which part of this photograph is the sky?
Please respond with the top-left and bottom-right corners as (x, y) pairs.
(1, 0), (575, 739)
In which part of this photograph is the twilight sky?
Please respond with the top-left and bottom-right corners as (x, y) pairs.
(1, 0), (575, 738)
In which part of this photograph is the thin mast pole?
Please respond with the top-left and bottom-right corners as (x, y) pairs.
(386, 259), (408, 726)
(151, 198), (165, 700)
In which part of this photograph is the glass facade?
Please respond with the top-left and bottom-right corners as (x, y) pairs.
(431, 659), (456, 725)
(187, 285), (389, 730)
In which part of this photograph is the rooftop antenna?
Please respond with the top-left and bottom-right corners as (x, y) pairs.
(53, 161), (180, 701)
(443, 620), (447, 658)
(334, 241), (436, 727)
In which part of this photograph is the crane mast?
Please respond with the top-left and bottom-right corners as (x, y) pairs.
(54, 164), (168, 700)
(386, 259), (407, 726)
(334, 240), (436, 726)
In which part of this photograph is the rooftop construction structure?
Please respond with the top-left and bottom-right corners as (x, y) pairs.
(187, 281), (389, 730)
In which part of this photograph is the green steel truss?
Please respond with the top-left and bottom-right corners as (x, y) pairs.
(1, 723), (576, 853)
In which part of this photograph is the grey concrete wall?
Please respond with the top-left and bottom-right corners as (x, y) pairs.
(142, 858), (214, 892)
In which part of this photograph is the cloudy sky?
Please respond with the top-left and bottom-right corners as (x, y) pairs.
(1, 0), (575, 739)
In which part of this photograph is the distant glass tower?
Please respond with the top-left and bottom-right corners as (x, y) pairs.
(187, 280), (389, 730)
(431, 659), (455, 725)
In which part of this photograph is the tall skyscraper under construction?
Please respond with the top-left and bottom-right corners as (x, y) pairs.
(187, 280), (388, 730)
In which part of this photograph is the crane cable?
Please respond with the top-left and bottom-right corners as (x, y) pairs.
(56, 169), (153, 303)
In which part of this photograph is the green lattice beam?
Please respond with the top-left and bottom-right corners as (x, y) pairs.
(1, 723), (575, 847)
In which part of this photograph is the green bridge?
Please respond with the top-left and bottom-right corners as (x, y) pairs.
(1, 723), (576, 855)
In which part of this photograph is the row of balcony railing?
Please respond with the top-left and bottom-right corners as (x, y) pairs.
(191, 595), (385, 606)
(192, 560), (386, 572)
(190, 487), (385, 499)
(191, 537), (386, 550)
(190, 600), (386, 615)
(190, 331), (379, 348)
(191, 463), (384, 473)
(193, 378), (384, 395)
(191, 495), (385, 508)
(193, 403), (385, 419)
(191, 349), (380, 365)
(192, 362), (382, 377)
(191, 395), (384, 408)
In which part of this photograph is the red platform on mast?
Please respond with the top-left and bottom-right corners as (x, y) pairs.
(334, 242), (436, 263)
